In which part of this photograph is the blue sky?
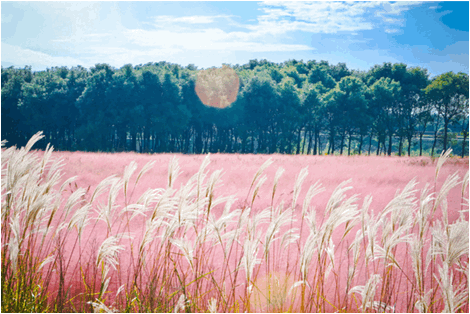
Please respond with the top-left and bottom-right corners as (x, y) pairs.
(1, 1), (468, 76)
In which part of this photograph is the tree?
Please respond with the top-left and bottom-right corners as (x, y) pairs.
(329, 76), (368, 155)
(302, 83), (324, 154)
(1, 67), (31, 146)
(277, 77), (302, 153)
(390, 65), (429, 156)
(76, 64), (115, 151)
(458, 100), (469, 157)
(308, 64), (336, 89)
(329, 63), (351, 82)
(281, 66), (307, 88)
(425, 72), (469, 151)
(369, 77), (402, 155)
(239, 77), (279, 153)
(415, 100), (434, 156)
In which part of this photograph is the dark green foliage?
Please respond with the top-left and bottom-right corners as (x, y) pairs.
(425, 72), (469, 152)
(1, 61), (468, 156)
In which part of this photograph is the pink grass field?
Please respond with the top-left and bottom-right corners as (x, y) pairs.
(44, 151), (468, 312)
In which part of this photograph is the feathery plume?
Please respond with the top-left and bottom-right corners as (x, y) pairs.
(168, 156), (181, 189)
(292, 166), (309, 211)
(302, 180), (324, 217)
(173, 294), (186, 313)
(349, 274), (382, 312)
(435, 148), (452, 181)
(123, 161), (138, 197)
(208, 298), (218, 313)
(435, 263), (468, 312)
(271, 167), (285, 205)
(135, 160), (155, 187)
(250, 158), (274, 191)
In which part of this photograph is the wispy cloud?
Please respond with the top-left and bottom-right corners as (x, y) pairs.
(123, 28), (311, 52)
(2, 43), (85, 68)
(253, 1), (420, 34)
(375, 1), (423, 18)
(154, 15), (233, 25)
(382, 17), (404, 24)
(52, 33), (113, 43)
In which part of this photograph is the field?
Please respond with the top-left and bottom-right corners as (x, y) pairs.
(2, 133), (469, 313)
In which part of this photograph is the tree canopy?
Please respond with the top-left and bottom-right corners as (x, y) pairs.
(1, 60), (468, 157)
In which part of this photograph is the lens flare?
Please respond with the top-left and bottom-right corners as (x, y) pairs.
(195, 65), (240, 109)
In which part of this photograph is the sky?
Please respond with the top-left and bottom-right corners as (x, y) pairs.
(1, 1), (469, 77)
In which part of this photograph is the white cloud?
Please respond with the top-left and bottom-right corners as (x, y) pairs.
(123, 26), (311, 53)
(52, 33), (113, 43)
(252, 1), (421, 35)
(1, 43), (86, 68)
(253, 2), (377, 34)
(385, 28), (399, 34)
(382, 17), (404, 24)
(376, 1), (423, 17)
(154, 15), (233, 25)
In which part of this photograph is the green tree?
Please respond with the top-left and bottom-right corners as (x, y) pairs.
(307, 64), (336, 89)
(458, 101), (469, 157)
(425, 72), (469, 152)
(277, 77), (302, 153)
(415, 100), (434, 156)
(302, 83), (325, 155)
(329, 76), (368, 155)
(239, 76), (279, 153)
(369, 77), (402, 155)
(76, 63), (115, 151)
(1, 67), (31, 146)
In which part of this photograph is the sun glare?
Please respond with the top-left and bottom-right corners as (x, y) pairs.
(195, 65), (240, 109)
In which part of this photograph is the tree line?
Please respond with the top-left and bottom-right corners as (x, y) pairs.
(1, 60), (468, 156)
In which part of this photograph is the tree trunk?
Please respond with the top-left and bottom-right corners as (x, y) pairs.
(376, 135), (381, 156)
(301, 129), (307, 154)
(296, 127), (302, 154)
(431, 129), (438, 157)
(419, 133), (424, 156)
(315, 130), (320, 155)
(348, 133), (352, 156)
(312, 129), (316, 155)
(328, 129), (335, 155)
(407, 135), (412, 156)
(317, 132), (322, 155)
(340, 131), (345, 155)
(462, 120), (469, 158)
(398, 135), (403, 156)
(359, 133), (364, 155)
(388, 133), (393, 156)
(443, 119), (449, 151)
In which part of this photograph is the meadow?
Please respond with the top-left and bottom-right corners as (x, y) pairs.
(2, 132), (469, 313)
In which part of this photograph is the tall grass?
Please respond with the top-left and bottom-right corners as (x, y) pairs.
(2, 132), (468, 312)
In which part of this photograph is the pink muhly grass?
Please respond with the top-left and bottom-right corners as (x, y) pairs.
(1, 133), (468, 313)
